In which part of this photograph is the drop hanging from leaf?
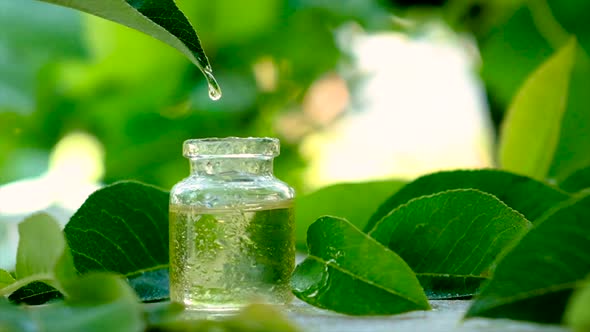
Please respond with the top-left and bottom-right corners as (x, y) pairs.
(204, 66), (222, 101)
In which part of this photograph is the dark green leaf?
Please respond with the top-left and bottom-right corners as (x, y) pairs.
(8, 282), (62, 305)
(499, 38), (576, 180)
(365, 169), (568, 232)
(369, 189), (532, 299)
(564, 276), (590, 332)
(0, 273), (143, 332)
(291, 216), (429, 315)
(39, 0), (220, 96)
(465, 192), (590, 324)
(127, 267), (169, 302)
(64, 181), (169, 301)
(417, 274), (488, 300)
(560, 166), (590, 193)
(296, 180), (405, 250)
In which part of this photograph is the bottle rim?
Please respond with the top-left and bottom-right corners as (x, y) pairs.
(183, 137), (280, 159)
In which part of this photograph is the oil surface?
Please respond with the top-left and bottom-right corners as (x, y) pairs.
(169, 201), (295, 309)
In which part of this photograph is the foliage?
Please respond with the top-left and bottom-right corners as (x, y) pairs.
(291, 216), (429, 315)
(0, 213), (299, 332)
(369, 189), (531, 299)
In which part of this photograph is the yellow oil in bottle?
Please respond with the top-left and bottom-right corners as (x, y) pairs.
(169, 201), (295, 310)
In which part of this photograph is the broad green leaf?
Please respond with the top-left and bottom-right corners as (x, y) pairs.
(466, 192), (590, 324)
(0, 269), (14, 289)
(64, 181), (169, 301)
(560, 166), (590, 193)
(564, 276), (590, 332)
(369, 189), (532, 299)
(40, 0), (221, 98)
(296, 180), (405, 250)
(498, 38), (576, 180)
(0, 273), (143, 332)
(365, 169), (569, 232)
(291, 216), (430, 315)
(2, 213), (75, 302)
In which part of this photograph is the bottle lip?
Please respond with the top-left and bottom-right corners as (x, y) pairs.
(183, 137), (280, 159)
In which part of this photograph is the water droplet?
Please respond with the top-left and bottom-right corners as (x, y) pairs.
(204, 68), (222, 101)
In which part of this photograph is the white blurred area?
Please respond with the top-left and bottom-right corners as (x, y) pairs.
(293, 21), (494, 189)
(0, 132), (104, 269)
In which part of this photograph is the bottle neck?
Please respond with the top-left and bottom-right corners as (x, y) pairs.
(189, 157), (274, 176)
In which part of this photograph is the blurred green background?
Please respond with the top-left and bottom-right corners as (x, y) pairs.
(1, 0), (589, 194)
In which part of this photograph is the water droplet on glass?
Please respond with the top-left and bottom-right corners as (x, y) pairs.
(204, 68), (222, 101)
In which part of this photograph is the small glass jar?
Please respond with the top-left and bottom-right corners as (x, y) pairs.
(169, 137), (295, 310)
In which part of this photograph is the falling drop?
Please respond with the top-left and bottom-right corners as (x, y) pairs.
(203, 67), (222, 101)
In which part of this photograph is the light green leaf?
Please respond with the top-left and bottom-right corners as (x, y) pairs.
(0, 273), (143, 332)
(296, 180), (405, 250)
(0, 269), (15, 289)
(369, 189), (532, 299)
(365, 169), (568, 232)
(291, 216), (430, 315)
(465, 192), (590, 324)
(564, 276), (590, 332)
(39, 0), (221, 98)
(1, 213), (75, 302)
(548, 49), (590, 181)
(16, 213), (70, 280)
(152, 303), (301, 332)
(64, 181), (169, 301)
(499, 38), (576, 180)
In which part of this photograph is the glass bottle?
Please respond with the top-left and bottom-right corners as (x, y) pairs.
(169, 137), (295, 310)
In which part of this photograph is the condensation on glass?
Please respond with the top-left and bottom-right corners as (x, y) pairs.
(169, 137), (295, 310)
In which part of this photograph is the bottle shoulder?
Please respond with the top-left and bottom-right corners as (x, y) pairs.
(170, 175), (294, 207)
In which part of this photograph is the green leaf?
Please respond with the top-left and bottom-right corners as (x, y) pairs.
(547, 49), (590, 181)
(498, 38), (577, 180)
(0, 269), (14, 289)
(291, 216), (430, 315)
(465, 192), (590, 324)
(64, 181), (169, 301)
(1, 213), (75, 302)
(296, 180), (405, 250)
(16, 213), (73, 282)
(365, 169), (569, 232)
(148, 303), (301, 332)
(39, 0), (221, 97)
(564, 276), (590, 332)
(369, 189), (532, 299)
(223, 303), (301, 332)
(560, 166), (590, 193)
(8, 282), (62, 305)
(0, 273), (143, 332)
